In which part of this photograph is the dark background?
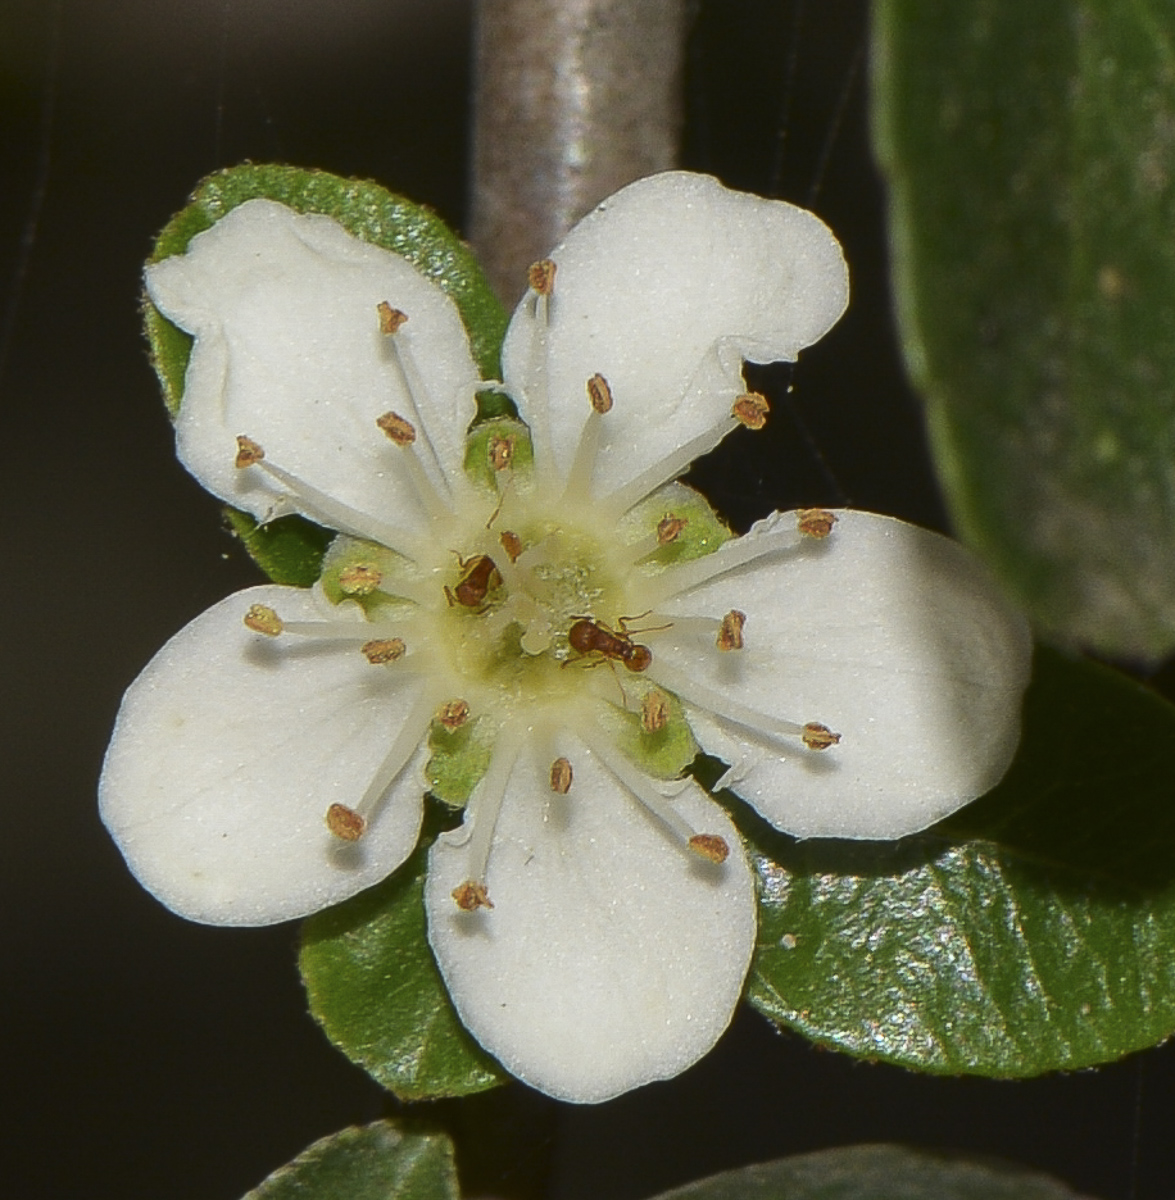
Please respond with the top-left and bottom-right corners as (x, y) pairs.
(2, 2), (1172, 1197)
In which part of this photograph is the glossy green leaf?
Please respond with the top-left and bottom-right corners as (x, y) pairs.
(743, 646), (1175, 1076)
(873, 0), (1175, 659)
(648, 1144), (1091, 1200)
(242, 1121), (458, 1200)
(300, 819), (507, 1101)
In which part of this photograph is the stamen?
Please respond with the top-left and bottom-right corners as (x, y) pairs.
(550, 756), (573, 794)
(489, 435), (514, 471)
(235, 435), (265, 468)
(444, 725), (525, 909)
(338, 564), (383, 596)
(527, 258), (557, 295)
(376, 301), (409, 335)
(688, 833), (730, 863)
(499, 530), (523, 562)
(376, 410), (416, 446)
(452, 880), (494, 911)
(243, 604), (283, 636)
(587, 372), (613, 414)
(641, 689), (670, 733)
(732, 392), (769, 430)
(234, 436), (423, 558)
(638, 516), (809, 607)
(353, 696), (438, 822)
(326, 803), (367, 842)
(648, 658), (839, 753)
(717, 610), (746, 651)
(801, 722), (841, 750)
(798, 508), (837, 539)
(361, 638), (406, 664)
(438, 699), (471, 730)
(657, 514), (688, 545)
(375, 412), (454, 523)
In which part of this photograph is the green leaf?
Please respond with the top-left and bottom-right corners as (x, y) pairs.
(147, 164), (508, 418)
(647, 1144), (1091, 1200)
(873, 1), (1175, 659)
(242, 1121), (458, 1200)
(223, 508), (332, 588)
(743, 646), (1175, 1076)
(299, 819), (507, 1101)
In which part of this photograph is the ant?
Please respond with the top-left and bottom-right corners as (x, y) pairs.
(565, 615), (655, 673)
(445, 553), (502, 610)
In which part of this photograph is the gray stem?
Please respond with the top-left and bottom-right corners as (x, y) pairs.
(470, 0), (688, 305)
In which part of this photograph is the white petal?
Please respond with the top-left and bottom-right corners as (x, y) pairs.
(146, 199), (481, 546)
(649, 511), (1033, 839)
(425, 731), (756, 1103)
(500, 172), (848, 505)
(100, 585), (430, 925)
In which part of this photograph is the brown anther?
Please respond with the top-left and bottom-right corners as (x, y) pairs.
(376, 301), (408, 334)
(243, 604), (283, 636)
(362, 637), (406, 664)
(452, 880), (494, 911)
(527, 258), (556, 295)
(376, 411), (417, 446)
(438, 699), (471, 730)
(656, 514), (688, 545)
(801, 722), (841, 751)
(338, 563), (383, 596)
(489, 436), (514, 471)
(641, 689), (670, 733)
(797, 508), (838, 539)
(550, 757), (573, 794)
(731, 392), (769, 430)
(235, 435), (265, 468)
(717, 610), (746, 652)
(689, 833), (731, 864)
(326, 803), (367, 842)
(586, 372), (614, 414)
(499, 530), (523, 562)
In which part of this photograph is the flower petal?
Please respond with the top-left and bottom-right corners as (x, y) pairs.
(146, 199), (481, 548)
(425, 731), (756, 1103)
(647, 510), (1033, 839)
(99, 585), (430, 925)
(500, 172), (848, 506)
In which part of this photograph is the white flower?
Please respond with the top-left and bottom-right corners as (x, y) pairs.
(100, 172), (1032, 1103)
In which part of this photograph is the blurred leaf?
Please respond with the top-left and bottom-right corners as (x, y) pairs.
(648, 1144), (1093, 1200)
(147, 164), (508, 419)
(223, 508), (332, 588)
(242, 1121), (458, 1200)
(873, 0), (1175, 659)
(300, 819), (507, 1101)
(743, 646), (1175, 1075)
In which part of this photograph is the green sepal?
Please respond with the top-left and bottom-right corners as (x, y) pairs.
(223, 508), (332, 588)
(620, 481), (734, 568)
(146, 163), (509, 421)
(300, 805), (507, 1101)
(426, 716), (496, 808)
(462, 417), (535, 493)
(596, 681), (699, 781)
(319, 535), (421, 617)
(646, 1144), (1089, 1200)
(241, 1120), (458, 1200)
(740, 645), (1175, 1077)
(873, 1), (1175, 659)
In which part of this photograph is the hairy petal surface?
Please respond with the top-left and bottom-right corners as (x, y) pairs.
(649, 511), (1032, 839)
(500, 172), (849, 505)
(425, 732), (756, 1103)
(100, 586), (429, 925)
(146, 199), (481, 544)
